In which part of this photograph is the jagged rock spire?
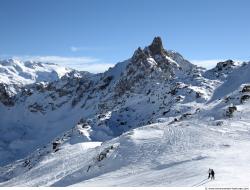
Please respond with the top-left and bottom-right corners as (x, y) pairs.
(148, 36), (167, 56)
(132, 36), (167, 62)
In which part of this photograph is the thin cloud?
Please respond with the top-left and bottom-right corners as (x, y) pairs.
(70, 46), (111, 52)
(191, 59), (221, 69)
(8, 55), (114, 73)
(70, 46), (81, 52)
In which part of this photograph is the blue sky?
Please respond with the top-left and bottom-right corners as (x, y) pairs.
(0, 0), (250, 72)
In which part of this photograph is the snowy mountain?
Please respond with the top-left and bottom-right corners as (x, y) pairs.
(0, 58), (72, 106)
(0, 59), (71, 86)
(1, 37), (250, 187)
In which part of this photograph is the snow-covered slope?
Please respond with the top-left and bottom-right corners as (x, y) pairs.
(1, 37), (250, 187)
(2, 99), (250, 187)
(0, 58), (72, 107)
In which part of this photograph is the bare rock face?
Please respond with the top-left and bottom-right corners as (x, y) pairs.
(132, 37), (167, 62)
(216, 60), (235, 71)
(242, 85), (250, 93)
(241, 95), (250, 103)
(0, 83), (15, 106)
(132, 47), (148, 62)
(148, 36), (167, 56)
(226, 105), (237, 117)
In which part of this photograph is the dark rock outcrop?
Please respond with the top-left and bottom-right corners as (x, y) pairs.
(216, 60), (234, 71)
(132, 47), (148, 62)
(242, 85), (250, 93)
(148, 36), (167, 56)
(241, 95), (250, 103)
(0, 83), (15, 106)
(226, 105), (237, 117)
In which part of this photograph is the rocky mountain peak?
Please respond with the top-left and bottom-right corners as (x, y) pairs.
(148, 36), (167, 56)
(132, 37), (167, 62)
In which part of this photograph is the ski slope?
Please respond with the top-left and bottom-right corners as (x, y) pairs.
(2, 100), (250, 186)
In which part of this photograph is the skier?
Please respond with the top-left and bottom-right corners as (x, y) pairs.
(211, 169), (215, 180)
(208, 168), (212, 179)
